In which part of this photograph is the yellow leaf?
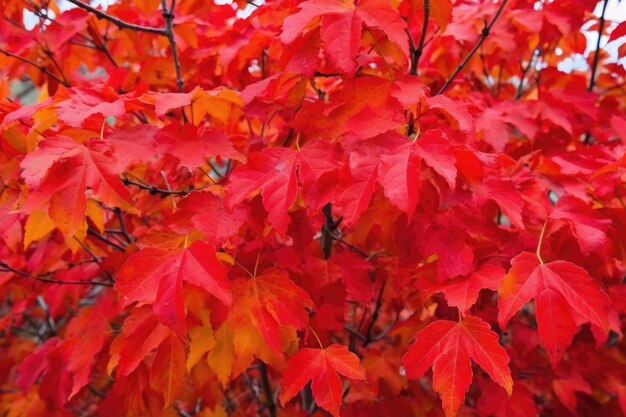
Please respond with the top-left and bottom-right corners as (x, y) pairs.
(24, 210), (56, 249)
(207, 324), (235, 385)
(86, 199), (105, 234)
(216, 252), (235, 266)
(190, 88), (242, 127)
(27, 106), (57, 151)
(187, 324), (216, 373)
(197, 406), (228, 417)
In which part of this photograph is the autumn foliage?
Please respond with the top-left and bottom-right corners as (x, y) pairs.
(1, 0), (626, 416)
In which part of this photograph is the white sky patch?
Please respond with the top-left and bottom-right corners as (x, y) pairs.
(559, 0), (626, 71)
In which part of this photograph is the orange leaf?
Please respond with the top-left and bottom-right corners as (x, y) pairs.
(21, 136), (132, 236)
(229, 269), (313, 355)
(150, 335), (186, 407)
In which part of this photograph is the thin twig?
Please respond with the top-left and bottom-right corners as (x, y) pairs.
(584, 0), (609, 145)
(410, 0), (430, 75)
(259, 362), (277, 417)
(74, 238), (101, 263)
(65, 0), (167, 35)
(42, 46), (71, 86)
(0, 261), (113, 287)
(436, 0), (508, 95)
(161, 0), (184, 92)
(344, 325), (367, 341)
(363, 280), (385, 346)
(588, 0), (609, 94)
(242, 371), (262, 408)
(515, 46), (540, 100)
(87, 227), (126, 252)
(115, 208), (133, 243)
(121, 176), (196, 196)
(336, 236), (369, 258)
(0, 48), (70, 87)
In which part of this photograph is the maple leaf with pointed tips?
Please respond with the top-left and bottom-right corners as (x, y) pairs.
(155, 122), (244, 171)
(279, 344), (366, 417)
(228, 268), (314, 355)
(20, 136), (133, 236)
(498, 251), (610, 367)
(549, 195), (611, 256)
(334, 149), (379, 226)
(107, 307), (173, 378)
(423, 263), (505, 315)
(402, 316), (513, 417)
(280, 0), (408, 74)
(225, 140), (338, 235)
(473, 178), (525, 230)
(115, 241), (232, 336)
(174, 191), (249, 247)
(378, 131), (457, 219)
(149, 335), (186, 407)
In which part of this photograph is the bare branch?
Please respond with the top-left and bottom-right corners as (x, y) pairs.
(161, 0), (185, 92)
(515, 46), (541, 100)
(409, 0), (429, 75)
(363, 280), (385, 346)
(121, 176), (196, 197)
(0, 261), (113, 287)
(584, 0), (609, 145)
(65, 0), (167, 35)
(259, 362), (277, 417)
(0, 48), (70, 87)
(87, 227), (127, 252)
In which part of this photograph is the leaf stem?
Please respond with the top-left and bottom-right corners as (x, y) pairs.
(308, 325), (324, 349)
(366, 29), (394, 81)
(536, 220), (548, 264)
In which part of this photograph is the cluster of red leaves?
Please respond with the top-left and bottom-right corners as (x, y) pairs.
(0, 0), (625, 416)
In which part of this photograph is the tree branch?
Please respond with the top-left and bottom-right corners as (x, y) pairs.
(588, 0), (609, 94)
(121, 176), (195, 197)
(363, 280), (385, 346)
(115, 207), (134, 243)
(436, 0), (508, 95)
(87, 226), (127, 252)
(0, 48), (70, 87)
(409, 0), (429, 75)
(0, 261), (113, 287)
(259, 362), (277, 417)
(161, 0), (184, 93)
(515, 46), (541, 100)
(65, 0), (167, 35)
(584, 0), (609, 145)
